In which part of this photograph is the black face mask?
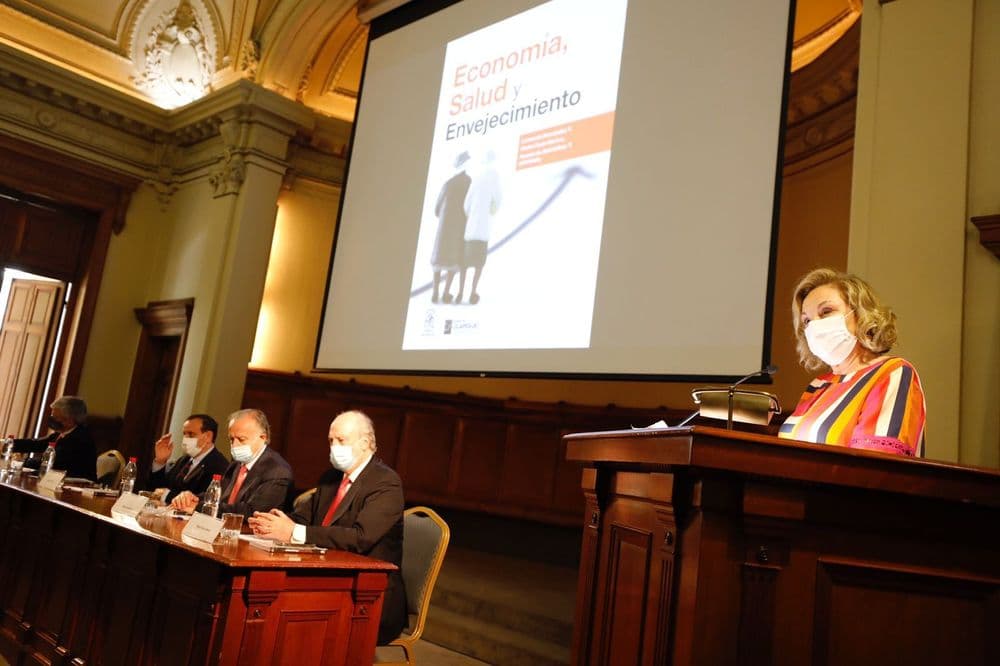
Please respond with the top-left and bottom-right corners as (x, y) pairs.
(47, 416), (64, 432)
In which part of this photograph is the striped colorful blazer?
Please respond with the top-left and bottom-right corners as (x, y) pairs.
(778, 357), (926, 457)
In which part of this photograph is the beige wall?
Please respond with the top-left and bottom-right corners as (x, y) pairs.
(71, 83), (311, 455)
(852, 0), (998, 466)
(251, 180), (342, 371)
(77, 184), (163, 416)
(79, 170), (282, 451)
(962, 0), (1000, 468)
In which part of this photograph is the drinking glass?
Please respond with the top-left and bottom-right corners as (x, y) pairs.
(220, 513), (243, 541)
(9, 453), (25, 474)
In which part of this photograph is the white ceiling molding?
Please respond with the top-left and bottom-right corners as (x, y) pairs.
(131, 0), (219, 108)
(0, 43), (347, 204)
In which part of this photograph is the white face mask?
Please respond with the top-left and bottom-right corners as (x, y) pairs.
(182, 436), (201, 458)
(330, 443), (356, 472)
(231, 443), (254, 463)
(804, 312), (857, 368)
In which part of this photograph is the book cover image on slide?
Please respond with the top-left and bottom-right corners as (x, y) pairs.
(403, 0), (629, 351)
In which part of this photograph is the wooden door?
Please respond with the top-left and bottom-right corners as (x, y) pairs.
(119, 299), (193, 474)
(0, 278), (65, 436)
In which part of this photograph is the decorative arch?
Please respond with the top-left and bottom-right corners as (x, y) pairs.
(253, 0), (356, 103)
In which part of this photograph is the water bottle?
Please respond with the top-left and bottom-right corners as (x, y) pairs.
(202, 474), (222, 518)
(40, 442), (57, 475)
(1, 435), (13, 469)
(120, 457), (138, 493)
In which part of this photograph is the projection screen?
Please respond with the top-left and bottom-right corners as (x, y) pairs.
(315, 0), (795, 380)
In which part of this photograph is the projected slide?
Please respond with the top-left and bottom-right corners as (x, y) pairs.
(402, 0), (628, 351)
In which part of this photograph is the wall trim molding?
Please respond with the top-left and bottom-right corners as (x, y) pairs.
(0, 43), (345, 200)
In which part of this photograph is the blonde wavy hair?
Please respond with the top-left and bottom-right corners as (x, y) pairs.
(792, 268), (898, 371)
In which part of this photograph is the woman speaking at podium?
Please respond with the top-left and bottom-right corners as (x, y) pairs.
(778, 268), (926, 457)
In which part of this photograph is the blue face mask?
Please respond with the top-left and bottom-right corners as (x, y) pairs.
(231, 442), (254, 463)
(330, 444), (355, 472)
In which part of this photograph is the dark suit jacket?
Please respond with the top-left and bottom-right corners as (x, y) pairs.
(148, 447), (229, 501)
(292, 459), (406, 644)
(207, 446), (293, 518)
(14, 426), (97, 481)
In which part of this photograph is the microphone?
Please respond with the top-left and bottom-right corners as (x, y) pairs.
(730, 364), (778, 390)
(726, 364), (778, 429)
(675, 365), (778, 428)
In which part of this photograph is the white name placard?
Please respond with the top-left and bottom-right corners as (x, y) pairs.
(182, 512), (224, 544)
(37, 470), (66, 493)
(111, 491), (149, 519)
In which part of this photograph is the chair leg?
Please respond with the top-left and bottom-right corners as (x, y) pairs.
(402, 643), (413, 666)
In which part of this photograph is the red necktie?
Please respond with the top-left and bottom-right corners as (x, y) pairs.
(176, 457), (194, 480)
(321, 476), (352, 526)
(227, 464), (248, 504)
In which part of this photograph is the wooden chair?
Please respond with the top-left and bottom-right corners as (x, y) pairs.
(96, 449), (125, 488)
(375, 506), (450, 666)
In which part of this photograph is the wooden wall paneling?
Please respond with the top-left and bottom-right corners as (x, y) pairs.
(284, 397), (350, 489)
(553, 428), (585, 514)
(452, 416), (507, 504)
(604, 524), (651, 666)
(8, 202), (89, 278)
(0, 487), (11, 605)
(235, 570), (377, 666)
(357, 405), (404, 470)
(27, 503), (94, 663)
(149, 547), (225, 666)
(0, 488), (35, 659)
(68, 516), (114, 660)
(243, 370), (678, 525)
(88, 414), (124, 455)
(5, 488), (51, 639)
(500, 423), (560, 508)
(0, 199), (23, 259)
(262, 580), (355, 665)
(650, 502), (678, 666)
(397, 411), (455, 498)
(243, 384), (292, 448)
(812, 559), (1000, 666)
(95, 528), (160, 664)
(678, 485), (743, 665)
(570, 467), (601, 666)
(592, 500), (652, 666)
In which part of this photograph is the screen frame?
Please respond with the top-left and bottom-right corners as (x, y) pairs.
(313, 0), (797, 384)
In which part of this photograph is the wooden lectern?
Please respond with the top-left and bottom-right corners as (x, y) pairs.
(565, 426), (1000, 666)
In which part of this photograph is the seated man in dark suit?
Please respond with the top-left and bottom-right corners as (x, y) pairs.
(248, 410), (406, 645)
(171, 408), (293, 518)
(14, 395), (97, 481)
(147, 413), (229, 502)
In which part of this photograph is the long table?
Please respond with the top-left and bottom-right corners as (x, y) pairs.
(565, 425), (1000, 666)
(0, 474), (394, 665)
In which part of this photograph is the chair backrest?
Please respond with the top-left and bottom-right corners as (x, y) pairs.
(96, 449), (125, 487)
(400, 506), (450, 635)
(293, 487), (317, 513)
